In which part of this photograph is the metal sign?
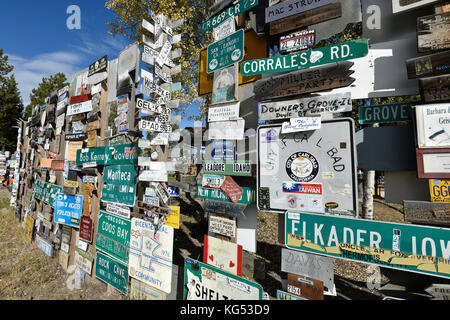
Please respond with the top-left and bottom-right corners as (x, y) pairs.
(136, 98), (170, 115)
(184, 258), (262, 300)
(241, 38), (368, 76)
(67, 100), (93, 116)
(54, 193), (84, 228)
(406, 51), (450, 79)
(287, 273), (324, 300)
(79, 216), (93, 243)
(420, 74), (450, 104)
(258, 119), (358, 216)
(95, 210), (131, 263)
(280, 30), (315, 54)
(203, 235), (242, 276)
(139, 119), (173, 133)
(102, 165), (137, 207)
(203, 160), (252, 176)
(88, 55), (108, 77)
(74, 248), (93, 275)
(359, 102), (414, 124)
(197, 185), (256, 205)
(285, 211), (450, 279)
(277, 290), (306, 300)
(259, 92), (352, 121)
(106, 202), (131, 219)
(95, 251), (129, 295)
(429, 179), (450, 203)
(129, 218), (174, 294)
(207, 29), (244, 73)
(266, 0), (331, 23)
(213, 16), (235, 41)
(201, 0), (258, 33)
(76, 144), (139, 166)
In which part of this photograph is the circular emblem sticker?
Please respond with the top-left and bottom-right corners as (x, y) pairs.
(286, 152), (319, 182)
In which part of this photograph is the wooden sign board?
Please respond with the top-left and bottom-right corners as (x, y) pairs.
(417, 12), (450, 53)
(404, 200), (450, 227)
(287, 273), (324, 300)
(253, 61), (355, 100)
(419, 74), (450, 103)
(209, 215), (236, 238)
(406, 51), (450, 79)
(51, 160), (65, 171)
(203, 199), (247, 217)
(265, 0), (331, 23)
(425, 284), (450, 300)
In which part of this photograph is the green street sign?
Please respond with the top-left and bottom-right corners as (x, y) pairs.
(102, 165), (137, 207)
(196, 184), (256, 204)
(76, 144), (139, 166)
(33, 180), (43, 200)
(95, 251), (129, 295)
(184, 258), (263, 300)
(207, 29), (244, 73)
(203, 160), (252, 176)
(42, 182), (51, 204)
(285, 212), (450, 279)
(201, 0), (258, 33)
(241, 38), (369, 76)
(95, 210), (131, 263)
(49, 185), (63, 208)
(359, 102), (415, 124)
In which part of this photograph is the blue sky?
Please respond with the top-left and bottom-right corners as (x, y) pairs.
(1, 1), (198, 128)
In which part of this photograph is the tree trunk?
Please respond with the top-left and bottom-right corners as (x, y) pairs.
(362, 169), (375, 220)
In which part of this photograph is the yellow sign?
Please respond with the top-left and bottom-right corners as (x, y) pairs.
(198, 29), (267, 96)
(64, 180), (79, 188)
(429, 179), (450, 202)
(166, 206), (180, 229)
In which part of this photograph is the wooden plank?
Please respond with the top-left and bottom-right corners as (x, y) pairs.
(417, 12), (450, 53)
(253, 61), (355, 100)
(419, 74), (450, 103)
(269, 2), (342, 36)
(403, 200), (450, 227)
(406, 51), (450, 79)
(287, 273), (324, 300)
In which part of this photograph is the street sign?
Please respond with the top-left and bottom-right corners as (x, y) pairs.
(259, 92), (352, 121)
(281, 248), (334, 293)
(265, 0), (331, 23)
(258, 119), (358, 216)
(95, 210), (131, 263)
(201, 0), (258, 33)
(203, 160), (252, 176)
(241, 39), (368, 76)
(203, 235), (242, 276)
(285, 211), (450, 279)
(95, 251), (129, 295)
(207, 29), (244, 73)
(429, 179), (450, 203)
(184, 258), (263, 300)
(359, 102), (414, 124)
(101, 165), (137, 207)
(129, 218), (174, 294)
(54, 193), (84, 228)
(253, 61), (355, 100)
(76, 144), (139, 166)
(287, 273), (324, 300)
(197, 185), (256, 205)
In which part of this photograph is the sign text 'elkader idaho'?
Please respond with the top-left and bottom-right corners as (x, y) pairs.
(253, 61), (355, 100)
(259, 92), (352, 121)
(285, 211), (450, 279)
(241, 38), (368, 76)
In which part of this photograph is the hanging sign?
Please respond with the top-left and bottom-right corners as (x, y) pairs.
(129, 218), (174, 294)
(207, 29), (244, 73)
(259, 92), (352, 121)
(95, 251), (129, 295)
(203, 235), (242, 276)
(95, 210), (131, 263)
(241, 38), (368, 76)
(258, 119), (357, 216)
(54, 193), (84, 228)
(102, 165), (137, 207)
(184, 258), (263, 300)
(285, 211), (450, 279)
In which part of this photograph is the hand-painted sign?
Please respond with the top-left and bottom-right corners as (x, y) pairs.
(359, 102), (414, 124)
(95, 210), (131, 263)
(54, 193), (84, 228)
(204, 235), (242, 275)
(259, 92), (352, 121)
(280, 30), (315, 54)
(429, 179), (450, 203)
(241, 39), (368, 76)
(285, 211), (450, 279)
(201, 0), (258, 33)
(207, 29), (244, 73)
(209, 215), (236, 238)
(204, 199), (247, 217)
(220, 176), (244, 203)
(203, 160), (252, 176)
(265, 0), (331, 23)
(102, 165), (137, 207)
(208, 101), (240, 122)
(197, 185), (256, 205)
(258, 120), (357, 216)
(253, 61), (355, 100)
(95, 251), (129, 295)
(184, 258), (263, 300)
(129, 218), (174, 294)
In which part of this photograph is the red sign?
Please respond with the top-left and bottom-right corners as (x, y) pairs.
(51, 160), (65, 171)
(48, 151), (57, 160)
(220, 176), (244, 203)
(79, 216), (93, 242)
(70, 94), (91, 105)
